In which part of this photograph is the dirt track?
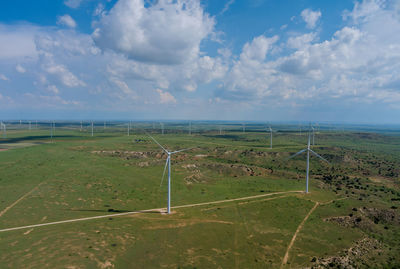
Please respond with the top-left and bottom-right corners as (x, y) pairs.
(0, 190), (302, 233)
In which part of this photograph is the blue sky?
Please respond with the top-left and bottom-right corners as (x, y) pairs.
(0, 0), (400, 122)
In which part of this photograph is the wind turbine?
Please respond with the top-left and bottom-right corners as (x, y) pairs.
(91, 122), (94, 137)
(189, 121), (192, 135)
(50, 122), (53, 141)
(1, 122), (6, 139)
(242, 123), (245, 133)
(311, 126), (315, 146)
(268, 126), (273, 149)
(127, 121), (131, 136)
(287, 131), (329, 193)
(148, 134), (193, 214)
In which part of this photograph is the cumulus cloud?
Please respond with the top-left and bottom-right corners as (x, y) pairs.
(16, 64), (26, 73)
(287, 32), (317, 49)
(240, 35), (279, 63)
(64, 0), (83, 9)
(0, 24), (38, 59)
(93, 0), (215, 64)
(45, 63), (86, 87)
(47, 85), (59, 94)
(219, 0), (400, 108)
(0, 74), (9, 81)
(301, 8), (322, 29)
(157, 89), (176, 104)
(57, 14), (77, 28)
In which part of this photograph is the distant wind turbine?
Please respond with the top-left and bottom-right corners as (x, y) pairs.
(287, 131), (329, 193)
(148, 134), (193, 214)
(311, 126), (315, 146)
(50, 122), (53, 141)
(268, 126), (273, 149)
(1, 122), (6, 139)
(91, 122), (94, 137)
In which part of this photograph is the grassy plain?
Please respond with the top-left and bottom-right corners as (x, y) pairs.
(0, 123), (399, 268)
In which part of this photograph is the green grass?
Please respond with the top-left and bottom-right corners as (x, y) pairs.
(1, 125), (400, 268)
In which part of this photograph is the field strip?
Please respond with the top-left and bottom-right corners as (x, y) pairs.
(0, 181), (45, 218)
(281, 201), (320, 268)
(157, 137), (304, 151)
(0, 190), (302, 233)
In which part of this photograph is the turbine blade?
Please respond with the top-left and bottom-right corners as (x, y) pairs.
(170, 147), (194, 154)
(160, 157), (169, 187)
(286, 149), (307, 160)
(146, 133), (168, 153)
(309, 149), (330, 163)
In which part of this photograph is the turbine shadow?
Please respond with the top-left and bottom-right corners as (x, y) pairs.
(67, 209), (162, 214)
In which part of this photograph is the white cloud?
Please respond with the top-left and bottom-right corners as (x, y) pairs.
(47, 85), (59, 94)
(0, 74), (9, 81)
(301, 8), (322, 29)
(240, 35), (279, 63)
(16, 64), (26, 73)
(0, 24), (38, 59)
(64, 0), (83, 9)
(45, 63), (86, 87)
(220, 0), (235, 15)
(93, 3), (105, 17)
(157, 89), (176, 104)
(57, 14), (77, 28)
(109, 77), (137, 99)
(93, 0), (215, 64)
(287, 32), (317, 49)
(219, 0), (400, 107)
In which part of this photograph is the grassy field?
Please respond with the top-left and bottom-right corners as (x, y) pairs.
(0, 123), (400, 268)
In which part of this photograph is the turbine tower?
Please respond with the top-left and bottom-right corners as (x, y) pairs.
(148, 134), (192, 214)
(268, 126), (273, 149)
(287, 131), (329, 193)
(50, 122), (53, 140)
(1, 122), (6, 139)
(91, 122), (94, 137)
(311, 126), (315, 146)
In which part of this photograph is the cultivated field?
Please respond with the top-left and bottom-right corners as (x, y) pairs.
(0, 122), (399, 268)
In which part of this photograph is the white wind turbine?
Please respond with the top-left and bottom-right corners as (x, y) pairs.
(1, 122), (6, 139)
(311, 126), (315, 146)
(287, 131), (329, 193)
(148, 134), (193, 214)
(268, 126), (273, 149)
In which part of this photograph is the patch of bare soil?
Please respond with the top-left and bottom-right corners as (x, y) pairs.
(201, 162), (272, 177)
(325, 207), (399, 230)
(311, 237), (383, 269)
(91, 150), (160, 159)
(0, 148), (8, 151)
